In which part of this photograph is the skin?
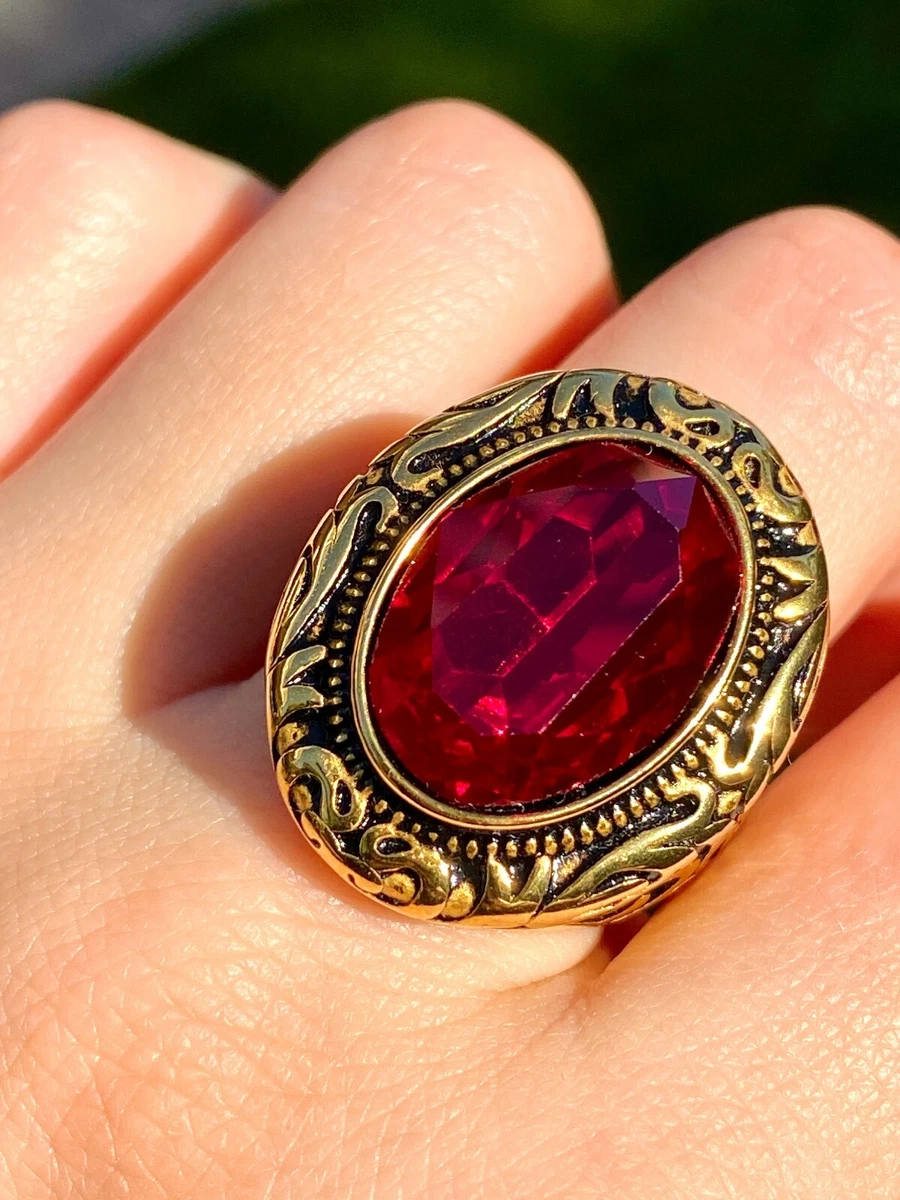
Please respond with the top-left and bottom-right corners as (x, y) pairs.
(0, 97), (899, 1199)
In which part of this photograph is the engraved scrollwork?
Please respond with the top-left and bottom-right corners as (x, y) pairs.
(388, 374), (557, 491)
(357, 824), (454, 918)
(648, 378), (737, 446)
(543, 769), (722, 920)
(270, 644), (327, 717)
(270, 486), (399, 669)
(732, 440), (810, 525)
(278, 744), (370, 832)
(282, 745), (384, 895)
(761, 546), (828, 622)
(550, 369), (622, 421)
(700, 608), (828, 794)
(539, 581), (827, 924)
(269, 485), (399, 738)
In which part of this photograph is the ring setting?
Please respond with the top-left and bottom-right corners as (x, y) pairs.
(267, 370), (828, 925)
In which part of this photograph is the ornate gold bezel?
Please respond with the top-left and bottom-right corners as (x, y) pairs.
(267, 370), (828, 925)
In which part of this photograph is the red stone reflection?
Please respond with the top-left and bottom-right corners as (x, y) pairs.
(368, 441), (741, 811)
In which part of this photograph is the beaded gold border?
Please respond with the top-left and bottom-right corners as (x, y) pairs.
(267, 370), (828, 925)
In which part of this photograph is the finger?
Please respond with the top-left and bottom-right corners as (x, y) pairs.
(0, 100), (271, 474)
(0, 100), (614, 718)
(220, 674), (899, 1199)
(533, 670), (900, 1198)
(568, 205), (900, 632)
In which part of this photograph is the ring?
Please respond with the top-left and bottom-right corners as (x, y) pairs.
(267, 370), (828, 925)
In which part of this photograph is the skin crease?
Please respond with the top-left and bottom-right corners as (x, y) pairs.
(0, 98), (899, 1199)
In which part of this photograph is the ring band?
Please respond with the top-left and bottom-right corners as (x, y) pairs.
(267, 370), (828, 925)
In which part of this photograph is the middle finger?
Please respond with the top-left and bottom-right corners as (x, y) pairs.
(0, 101), (613, 722)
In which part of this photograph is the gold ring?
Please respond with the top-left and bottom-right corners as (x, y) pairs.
(267, 370), (828, 925)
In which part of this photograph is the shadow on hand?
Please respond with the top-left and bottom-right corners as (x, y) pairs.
(792, 598), (900, 756)
(123, 412), (413, 716)
(120, 412), (423, 909)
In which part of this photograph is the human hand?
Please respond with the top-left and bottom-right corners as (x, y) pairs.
(1, 98), (900, 1198)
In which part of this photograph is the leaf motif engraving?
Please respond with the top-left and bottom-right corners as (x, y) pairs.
(467, 850), (554, 926)
(761, 546), (828, 622)
(358, 824), (453, 917)
(389, 375), (558, 491)
(271, 644), (328, 716)
(550, 370), (622, 420)
(278, 744), (371, 833)
(701, 608), (828, 793)
(271, 486), (399, 666)
(545, 768), (719, 915)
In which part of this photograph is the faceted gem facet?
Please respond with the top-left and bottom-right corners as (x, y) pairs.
(367, 441), (742, 811)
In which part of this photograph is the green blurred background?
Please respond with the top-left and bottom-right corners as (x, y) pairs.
(95, 0), (899, 296)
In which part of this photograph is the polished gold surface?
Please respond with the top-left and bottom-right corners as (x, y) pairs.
(267, 370), (829, 926)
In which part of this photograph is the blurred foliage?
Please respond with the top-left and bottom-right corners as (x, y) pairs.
(96, 0), (899, 294)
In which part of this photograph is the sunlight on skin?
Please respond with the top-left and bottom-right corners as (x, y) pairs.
(0, 100), (272, 474)
(0, 98), (899, 1199)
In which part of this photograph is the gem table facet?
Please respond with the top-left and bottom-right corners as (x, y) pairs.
(367, 440), (742, 812)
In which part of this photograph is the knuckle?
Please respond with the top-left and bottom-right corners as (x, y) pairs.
(0, 99), (118, 158)
(0, 100), (147, 203)
(763, 203), (899, 260)
(712, 205), (900, 416)
(0, 97), (82, 142)
(764, 206), (900, 410)
(357, 98), (601, 265)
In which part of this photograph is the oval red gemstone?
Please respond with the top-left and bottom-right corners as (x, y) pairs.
(367, 440), (742, 812)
